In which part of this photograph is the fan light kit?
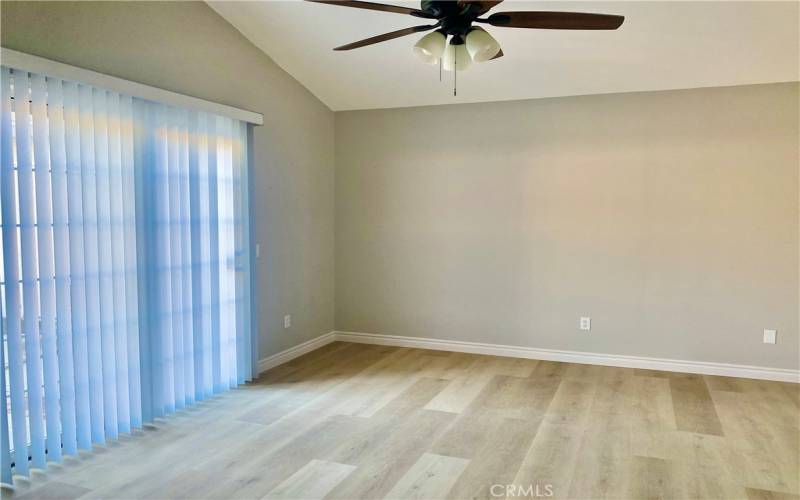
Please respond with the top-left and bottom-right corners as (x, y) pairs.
(308, 0), (624, 95)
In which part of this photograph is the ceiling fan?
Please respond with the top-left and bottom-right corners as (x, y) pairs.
(306, 0), (624, 72)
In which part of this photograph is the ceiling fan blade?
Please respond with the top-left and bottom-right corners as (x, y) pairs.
(305, 0), (435, 18)
(481, 11), (624, 29)
(333, 24), (437, 50)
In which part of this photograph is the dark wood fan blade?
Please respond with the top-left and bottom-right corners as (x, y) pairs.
(482, 11), (624, 29)
(305, 0), (435, 18)
(333, 24), (437, 50)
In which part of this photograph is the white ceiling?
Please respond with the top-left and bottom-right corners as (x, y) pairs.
(209, 1), (799, 111)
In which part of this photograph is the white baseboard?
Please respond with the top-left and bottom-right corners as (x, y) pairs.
(334, 331), (800, 383)
(257, 329), (798, 383)
(257, 331), (337, 373)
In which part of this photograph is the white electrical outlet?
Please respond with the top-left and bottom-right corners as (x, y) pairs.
(763, 329), (777, 344)
(284, 314), (291, 329)
(580, 317), (591, 331)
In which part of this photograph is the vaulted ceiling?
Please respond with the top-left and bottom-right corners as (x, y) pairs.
(209, 1), (799, 111)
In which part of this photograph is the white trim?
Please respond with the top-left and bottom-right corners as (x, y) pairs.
(258, 331), (337, 373)
(257, 330), (799, 382)
(333, 331), (800, 383)
(1, 48), (264, 125)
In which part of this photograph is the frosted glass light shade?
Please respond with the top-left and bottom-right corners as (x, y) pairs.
(442, 42), (472, 71)
(466, 28), (501, 62)
(413, 31), (446, 64)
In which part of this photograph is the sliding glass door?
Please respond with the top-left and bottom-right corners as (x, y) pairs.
(0, 66), (255, 482)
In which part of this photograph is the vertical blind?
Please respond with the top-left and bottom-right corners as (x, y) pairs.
(0, 66), (255, 482)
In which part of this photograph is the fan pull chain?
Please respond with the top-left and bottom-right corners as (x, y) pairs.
(453, 45), (457, 96)
(439, 57), (442, 82)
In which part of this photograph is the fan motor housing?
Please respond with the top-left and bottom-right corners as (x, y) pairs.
(421, 0), (479, 36)
(420, 1), (464, 18)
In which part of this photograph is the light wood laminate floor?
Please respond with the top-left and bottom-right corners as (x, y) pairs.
(3, 342), (799, 500)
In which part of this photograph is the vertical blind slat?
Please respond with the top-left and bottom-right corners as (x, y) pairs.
(15, 71), (48, 469)
(64, 80), (93, 451)
(93, 87), (118, 440)
(47, 77), (79, 456)
(245, 124), (257, 379)
(78, 83), (105, 445)
(234, 120), (252, 384)
(154, 104), (173, 416)
(1, 69), (15, 482)
(200, 113), (214, 399)
(166, 112), (184, 409)
(107, 91), (131, 434)
(31, 73), (63, 463)
(218, 117), (236, 389)
(0, 67), (29, 476)
(179, 113), (194, 406)
(207, 118), (221, 394)
(188, 111), (206, 401)
(133, 100), (153, 424)
(120, 94), (142, 429)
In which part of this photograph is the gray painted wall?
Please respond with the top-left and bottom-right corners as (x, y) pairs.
(1, 1), (336, 359)
(3, 2), (797, 371)
(335, 83), (799, 370)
